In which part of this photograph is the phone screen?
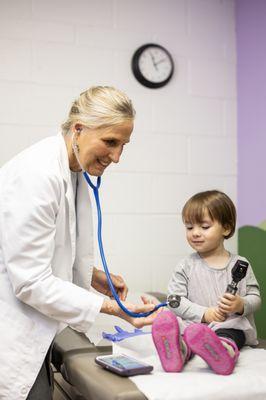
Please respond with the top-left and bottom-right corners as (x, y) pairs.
(95, 354), (153, 376)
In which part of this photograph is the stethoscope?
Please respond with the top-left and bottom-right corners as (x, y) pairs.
(72, 132), (180, 317)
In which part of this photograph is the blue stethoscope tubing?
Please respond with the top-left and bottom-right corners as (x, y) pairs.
(83, 172), (167, 317)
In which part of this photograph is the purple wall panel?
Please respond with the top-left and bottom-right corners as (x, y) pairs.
(236, 0), (266, 227)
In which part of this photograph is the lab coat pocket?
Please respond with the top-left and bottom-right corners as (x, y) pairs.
(0, 301), (38, 398)
(0, 300), (36, 359)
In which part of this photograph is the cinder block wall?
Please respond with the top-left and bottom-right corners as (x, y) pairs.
(0, 0), (237, 292)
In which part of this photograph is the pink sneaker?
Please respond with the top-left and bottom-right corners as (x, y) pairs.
(152, 310), (186, 372)
(184, 323), (239, 375)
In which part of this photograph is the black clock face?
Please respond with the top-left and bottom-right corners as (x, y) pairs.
(131, 44), (174, 89)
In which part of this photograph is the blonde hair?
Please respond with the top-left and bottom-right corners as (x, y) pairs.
(182, 190), (236, 239)
(61, 86), (136, 135)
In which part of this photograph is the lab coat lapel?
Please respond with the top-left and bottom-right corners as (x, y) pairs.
(73, 173), (94, 289)
(57, 133), (94, 286)
(58, 133), (76, 264)
(65, 182), (76, 264)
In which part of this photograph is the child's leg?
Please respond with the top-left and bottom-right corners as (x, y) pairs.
(215, 328), (245, 359)
(215, 328), (246, 351)
(184, 323), (240, 375)
(152, 310), (190, 372)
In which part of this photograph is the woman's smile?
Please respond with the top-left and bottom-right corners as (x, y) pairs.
(97, 159), (110, 168)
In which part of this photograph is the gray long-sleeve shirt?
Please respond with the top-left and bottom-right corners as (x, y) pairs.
(168, 253), (261, 345)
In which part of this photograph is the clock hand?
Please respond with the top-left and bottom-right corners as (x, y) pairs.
(154, 57), (167, 66)
(149, 51), (158, 70)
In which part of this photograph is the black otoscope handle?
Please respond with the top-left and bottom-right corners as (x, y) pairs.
(226, 259), (249, 295)
(226, 284), (238, 295)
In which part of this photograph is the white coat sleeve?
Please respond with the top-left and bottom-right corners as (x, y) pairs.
(1, 167), (103, 333)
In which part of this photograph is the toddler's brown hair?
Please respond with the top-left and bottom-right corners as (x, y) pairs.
(182, 190), (236, 239)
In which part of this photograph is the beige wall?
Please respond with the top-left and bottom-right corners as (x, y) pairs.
(0, 0), (237, 292)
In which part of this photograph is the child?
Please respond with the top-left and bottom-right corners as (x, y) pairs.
(152, 190), (261, 375)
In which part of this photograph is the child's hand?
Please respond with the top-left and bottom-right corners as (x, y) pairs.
(217, 293), (244, 315)
(202, 307), (227, 324)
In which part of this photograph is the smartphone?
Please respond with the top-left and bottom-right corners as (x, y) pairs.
(95, 354), (153, 377)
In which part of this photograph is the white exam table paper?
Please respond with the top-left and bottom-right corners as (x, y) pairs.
(113, 334), (266, 400)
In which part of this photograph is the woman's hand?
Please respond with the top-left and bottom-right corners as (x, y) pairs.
(101, 295), (162, 329)
(202, 307), (227, 324)
(91, 267), (128, 301)
(217, 293), (244, 315)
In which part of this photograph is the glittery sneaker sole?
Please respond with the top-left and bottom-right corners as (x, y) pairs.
(184, 324), (235, 375)
(152, 311), (184, 372)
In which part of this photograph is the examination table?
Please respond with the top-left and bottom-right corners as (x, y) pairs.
(52, 326), (147, 400)
(52, 292), (166, 400)
(51, 290), (266, 400)
(52, 327), (266, 400)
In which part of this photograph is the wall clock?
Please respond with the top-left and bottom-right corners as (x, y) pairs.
(131, 43), (174, 89)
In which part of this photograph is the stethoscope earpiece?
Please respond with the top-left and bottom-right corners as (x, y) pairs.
(72, 131), (84, 171)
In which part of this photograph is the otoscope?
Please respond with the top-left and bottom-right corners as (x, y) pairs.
(226, 259), (249, 294)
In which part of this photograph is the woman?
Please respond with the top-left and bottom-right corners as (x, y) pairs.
(0, 86), (156, 400)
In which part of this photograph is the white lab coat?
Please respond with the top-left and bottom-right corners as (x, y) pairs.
(0, 134), (103, 399)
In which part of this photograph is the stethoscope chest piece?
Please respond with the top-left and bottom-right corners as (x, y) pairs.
(167, 294), (181, 308)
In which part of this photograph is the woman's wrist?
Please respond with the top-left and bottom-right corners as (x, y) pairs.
(91, 267), (102, 290)
(101, 299), (117, 316)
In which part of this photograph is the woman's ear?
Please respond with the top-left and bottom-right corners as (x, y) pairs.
(73, 123), (83, 135)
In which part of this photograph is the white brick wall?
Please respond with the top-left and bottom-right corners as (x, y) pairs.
(0, 0), (237, 293)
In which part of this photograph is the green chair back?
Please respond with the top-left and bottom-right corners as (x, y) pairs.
(239, 226), (266, 339)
